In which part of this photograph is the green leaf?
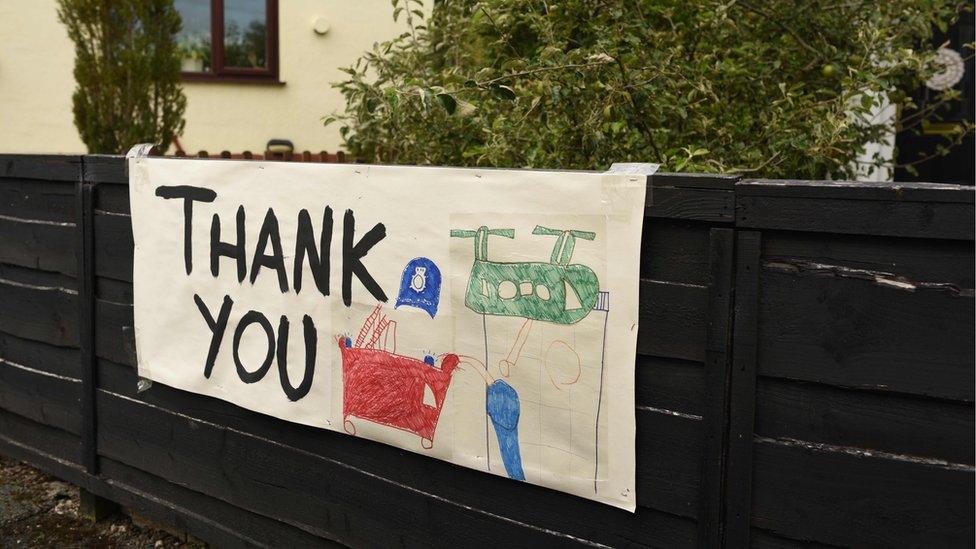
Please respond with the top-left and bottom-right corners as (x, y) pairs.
(860, 94), (874, 110)
(437, 93), (457, 114)
(491, 84), (517, 100)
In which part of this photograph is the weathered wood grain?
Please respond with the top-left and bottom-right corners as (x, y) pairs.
(749, 527), (838, 548)
(756, 377), (974, 464)
(648, 187), (734, 223)
(96, 357), (703, 519)
(762, 231), (974, 288)
(0, 275), (77, 347)
(751, 437), (975, 547)
(0, 407), (81, 465)
(0, 330), (78, 378)
(0, 155), (81, 182)
(93, 180), (130, 214)
(738, 178), (976, 203)
(757, 266), (974, 401)
(640, 218), (713, 286)
(635, 356), (704, 417)
(95, 276), (133, 304)
(0, 262), (76, 291)
(0, 178), (76, 221)
(638, 278), (707, 362)
(83, 155), (127, 185)
(738, 194), (975, 240)
(96, 388), (700, 548)
(99, 458), (345, 548)
(650, 173), (737, 191)
(0, 359), (81, 434)
(0, 217), (77, 275)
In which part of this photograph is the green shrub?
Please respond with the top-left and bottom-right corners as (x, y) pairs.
(58, 0), (186, 154)
(330, 0), (970, 178)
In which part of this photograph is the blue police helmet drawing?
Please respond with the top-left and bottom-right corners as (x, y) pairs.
(395, 257), (442, 318)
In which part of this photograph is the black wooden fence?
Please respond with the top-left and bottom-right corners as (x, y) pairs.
(0, 154), (972, 548)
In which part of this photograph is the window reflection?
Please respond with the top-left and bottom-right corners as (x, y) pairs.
(224, 0), (267, 69)
(174, 0), (212, 72)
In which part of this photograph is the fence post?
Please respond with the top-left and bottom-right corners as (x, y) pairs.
(722, 230), (762, 546)
(76, 158), (96, 475)
(697, 227), (736, 547)
(76, 156), (121, 521)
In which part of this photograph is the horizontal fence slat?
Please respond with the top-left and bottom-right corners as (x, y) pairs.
(95, 276), (133, 304)
(0, 407), (81, 465)
(751, 438), (975, 547)
(640, 218), (712, 286)
(0, 276), (78, 347)
(97, 358), (702, 519)
(738, 179), (976, 203)
(0, 360), (81, 434)
(0, 217), (77, 275)
(636, 409), (702, 518)
(635, 356), (704, 418)
(749, 527), (837, 549)
(0, 330), (79, 378)
(98, 457), (336, 548)
(0, 178), (76, 221)
(762, 230), (974, 289)
(757, 267), (975, 401)
(638, 279), (707, 362)
(648, 187), (734, 223)
(755, 377), (974, 464)
(0, 155), (81, 182)
(650, 173), (738, 191)
(0, 262), (77, 292)
(83, 155), (127, 185)
(96, 387), (699, 548)
(738, 195), (975, 240)
(94, 180), (130, 214)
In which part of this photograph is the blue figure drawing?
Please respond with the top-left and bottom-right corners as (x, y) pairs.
(395, 257), (442, 318)
(486, 379), (525, 481)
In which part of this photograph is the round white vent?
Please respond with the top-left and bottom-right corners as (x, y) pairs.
(926, 47), (965, 91)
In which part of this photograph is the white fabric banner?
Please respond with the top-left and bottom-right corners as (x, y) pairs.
(129, 157), (649, 510)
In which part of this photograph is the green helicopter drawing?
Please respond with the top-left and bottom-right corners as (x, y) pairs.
(450, 225), (600, 325)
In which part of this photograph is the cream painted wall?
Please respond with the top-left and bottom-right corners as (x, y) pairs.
(0, 0), (84, 153)
(0, 1), (408, 154)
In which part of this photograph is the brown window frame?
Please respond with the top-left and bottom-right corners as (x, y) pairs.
(180, 0), (281, 84)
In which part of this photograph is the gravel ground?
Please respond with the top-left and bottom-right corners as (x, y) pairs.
(0, 455), (201, 548)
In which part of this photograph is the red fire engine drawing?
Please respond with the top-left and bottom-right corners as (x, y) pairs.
(338, 304), (459, 449)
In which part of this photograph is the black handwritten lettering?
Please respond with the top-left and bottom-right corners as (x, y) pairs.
(276, 314), (317, 401)
(294, 207), (332, 297)
(155, 185), (216, 274)
(211, 205), (247, 282)
(342, 209), (387, 306)
(193, 293), (233, 378)
(232, 310), (275, 383)
(250, 208), (289, 293)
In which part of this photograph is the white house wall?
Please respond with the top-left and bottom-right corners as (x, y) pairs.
(0, 0), (412, 154)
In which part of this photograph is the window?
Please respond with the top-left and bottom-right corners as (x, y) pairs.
(175, 0), (279, 83)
